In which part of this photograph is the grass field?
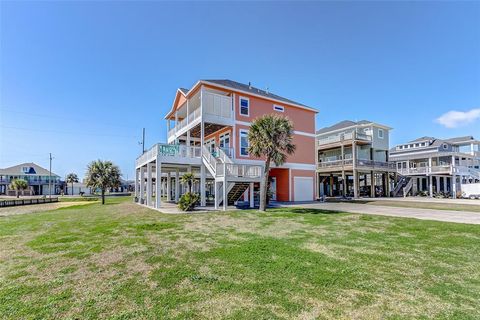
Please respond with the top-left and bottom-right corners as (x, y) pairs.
(1, 197), (479, 319)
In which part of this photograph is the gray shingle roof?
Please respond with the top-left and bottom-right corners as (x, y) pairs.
(178, 88), (189, 95)
(315, 119), (386, 135)
(316, 120), (357, 135)
(0, 163), (60, 177)
(444, 136), (475, 144)
(202, 79), (315, 110)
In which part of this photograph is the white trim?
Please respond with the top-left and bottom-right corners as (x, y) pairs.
(232, 93), (236, 160)
(239, 96), (250, 116)
(235, 120), (251, 126)
(235, 120), (315, 137)
(289, 168), (292, 201)
(293, 130), (316, 138)
(273, 104), (284, 112)
(239, 129), (249, 157)
(233, 157), (316, 170)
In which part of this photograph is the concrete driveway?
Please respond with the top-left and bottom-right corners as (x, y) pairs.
(280, 202), (480, 225)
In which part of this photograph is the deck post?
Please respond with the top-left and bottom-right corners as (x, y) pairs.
(200, 165), (206, 206)
(370, 171), (375, 198)
(135, 168), (139, 199)
(166, 172), (171, 202)
(250, 182), (254, 208)
(139, 166), (145, 204)
(156, 161), (161, 208)
(147, 163), (152, 206)
(452, 175), (457, 198)
(214, 181), (219, 210)
(223, 178), (227, 211)
(175, 169), (180, 202)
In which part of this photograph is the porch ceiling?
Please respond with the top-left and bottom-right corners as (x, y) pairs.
(189, 123), (228, 138)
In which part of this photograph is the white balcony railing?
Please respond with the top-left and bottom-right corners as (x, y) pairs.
(317, 131), (372, 146)
(317, 159), (394, 170)
(397, 165), (453, 175)
(136, 144), (201, 167)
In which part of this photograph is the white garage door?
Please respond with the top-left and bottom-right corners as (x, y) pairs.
(294, 177), (313, 202)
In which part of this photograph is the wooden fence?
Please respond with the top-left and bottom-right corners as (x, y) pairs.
(0, 197), (59, 208)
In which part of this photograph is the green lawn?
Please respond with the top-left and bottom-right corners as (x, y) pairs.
(1, 197), (479, 319)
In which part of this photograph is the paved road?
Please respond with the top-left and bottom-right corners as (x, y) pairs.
(282, 202), (480, 225)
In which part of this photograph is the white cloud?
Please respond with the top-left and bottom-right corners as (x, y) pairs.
(436, 108), (480, 128)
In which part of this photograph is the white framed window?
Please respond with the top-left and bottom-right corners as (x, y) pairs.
(239, 129), (249, 156)
(378, 129), (384, 139)
(273, 104), (284, 112)
(239, 97), (249, 116)
(443, 144), (448, 150)
(219, 132), (230, 148)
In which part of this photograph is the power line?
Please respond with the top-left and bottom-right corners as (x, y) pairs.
(0, 125), (139, 139)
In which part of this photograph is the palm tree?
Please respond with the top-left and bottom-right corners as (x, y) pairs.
(66, 173), (79, 196)
(85, 160), (121, 204)
(180, 172), (195, 193)
(9, 179), (29, 198)
(248, 114), (296, 211)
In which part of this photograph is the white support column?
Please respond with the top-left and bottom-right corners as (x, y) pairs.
(175, 169), (180, 202)
(452, 175), (457, 198)
(139, 166), (145, 204)
(166, 172), (171, 202)
(155, 161), (161, 208)
(222, 179), (227, 211)
(200, 86), (206, 207)
(430, 176), (435, 195)
(135, 169), (139, 199)
(352, 141), (358, 198)
(249, 182), (254, 208)
(443, 176), (447, 193)
(428, 157), (433, 197)
(200, 165), (206, 206)
(435, 176), (440, 194)
(186, 130), (191, 156)
(214, 181), (219, 210)
(147, 163), (152, 207)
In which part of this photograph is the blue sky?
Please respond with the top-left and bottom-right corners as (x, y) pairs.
(1, 1), (479, 179)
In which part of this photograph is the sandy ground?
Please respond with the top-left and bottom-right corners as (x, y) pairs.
(0, 201), (93, 217)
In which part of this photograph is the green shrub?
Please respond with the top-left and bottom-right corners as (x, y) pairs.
(178, 192), (200, 211)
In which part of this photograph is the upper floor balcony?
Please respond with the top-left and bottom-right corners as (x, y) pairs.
(317, 131), (372, 149)
(167, 89), (233, 143)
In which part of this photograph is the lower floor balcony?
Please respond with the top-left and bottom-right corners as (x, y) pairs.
(316, 159), (396, 173)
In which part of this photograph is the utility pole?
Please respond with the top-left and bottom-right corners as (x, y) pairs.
(49, 153), (52, 199)
(139, 128), (145, 154)
(142, 128), (145, 154)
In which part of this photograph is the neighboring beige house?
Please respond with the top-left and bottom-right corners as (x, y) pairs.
(0, 163), (61, 196)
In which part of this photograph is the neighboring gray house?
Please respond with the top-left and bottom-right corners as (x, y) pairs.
(0, 163), (62, 196)
(389, 136), (480, 198)
(316, 120), (396, 198)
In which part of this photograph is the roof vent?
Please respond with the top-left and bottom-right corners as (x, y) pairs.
(248, 82), (252, 89)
